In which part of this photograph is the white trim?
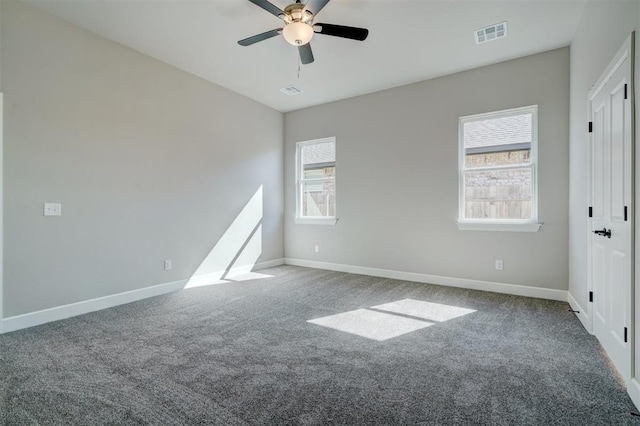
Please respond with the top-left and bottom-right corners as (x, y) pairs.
(1, 279), (187, 334)
(587, 33), (634, 382)
(0, 258), (285, 334)
(458, 105), (539, 225)
(589, 39), (631, 100)
(456, 221), (541, 232)
(295, 136), (337, 223)
(586, 89), (595, 337)
(252, 258), (285, 269)
(186, 258), (285, 286)
(628, 378), (640, 411)
(567, 291), (591, 334)
(295, 217), (338, 225)
(284, 258), (567, 302)
(296, 137), (335, 149)
(0, 94), (3, 334)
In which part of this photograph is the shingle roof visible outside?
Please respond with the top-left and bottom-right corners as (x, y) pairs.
(464, 113), (532, 149)
(302, 140), (335, 165)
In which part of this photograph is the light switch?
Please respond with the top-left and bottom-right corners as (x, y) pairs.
(44, 203), (62, 216)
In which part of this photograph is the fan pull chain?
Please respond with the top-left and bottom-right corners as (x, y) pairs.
(297, 57), (301, 79)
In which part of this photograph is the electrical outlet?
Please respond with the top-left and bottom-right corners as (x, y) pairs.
(314, 245), (320, 253)
(164, 259), (172, 271)
(43, 203), (62, 216)
(495, 260), (504, 271)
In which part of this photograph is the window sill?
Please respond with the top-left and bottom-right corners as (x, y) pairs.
(456, 221), (542, 232)
(295, 217), (338, 226)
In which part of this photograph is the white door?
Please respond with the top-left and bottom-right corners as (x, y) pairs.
(0, 92), (4, 334)
(0, 93), (3, 334)
(588, 34), (633, 381)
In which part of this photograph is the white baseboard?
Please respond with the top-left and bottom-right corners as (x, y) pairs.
(1, 279), (187, 334)
(567, 291), (591, 333)
(284, 258), (568, 302)
(628, 378), (640, 411)
(253, 258), (285, 269)
(0, 258), (285, 334)
(186, 258), (285, 287)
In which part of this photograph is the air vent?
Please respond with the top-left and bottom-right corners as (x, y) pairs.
(475, 21), (507, 44)
(280, 85), (303, 96)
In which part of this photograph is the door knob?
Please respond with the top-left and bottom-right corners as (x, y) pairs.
(593, 228), (612, 238)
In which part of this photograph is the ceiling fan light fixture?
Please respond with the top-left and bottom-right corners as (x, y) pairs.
(238, 0), (369, 65)
(283, 22), (314, 46)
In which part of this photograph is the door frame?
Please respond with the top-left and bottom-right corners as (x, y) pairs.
(0, 93), (4, 334)
(0, 92), (4, 334)
(587, 33), (634, 380)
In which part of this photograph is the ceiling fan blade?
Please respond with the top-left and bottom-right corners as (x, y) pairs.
(247, 0), (285, 18)
(314, 23), (369, 41)
(238, 29), (282, 46)
(298, 43), (314, 65)
(304, 0), (331, 15)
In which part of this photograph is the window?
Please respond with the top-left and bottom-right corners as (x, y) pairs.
(458, 106), (540, 232)
(295, 137), (336, 225)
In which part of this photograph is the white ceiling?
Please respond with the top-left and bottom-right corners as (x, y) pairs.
(27, 0), (586, 112)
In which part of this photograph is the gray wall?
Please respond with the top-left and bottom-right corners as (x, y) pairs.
(285, 48), (570, 291)
(568, 0), (638, 311)
(2, 1), (284, 317)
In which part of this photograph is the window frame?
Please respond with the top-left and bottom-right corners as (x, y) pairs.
(295, 137), (337, 225)
(457, 105), (541, 232)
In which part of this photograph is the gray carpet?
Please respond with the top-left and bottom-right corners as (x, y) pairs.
(1, 265), (639, 425)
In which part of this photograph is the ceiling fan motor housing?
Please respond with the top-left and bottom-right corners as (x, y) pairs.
(282, 3), (313, 24)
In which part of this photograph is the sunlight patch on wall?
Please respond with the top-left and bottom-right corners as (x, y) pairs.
(185, 186), (264, 289)
(308, 299), (476, 341)
(226, 224), (262, 277)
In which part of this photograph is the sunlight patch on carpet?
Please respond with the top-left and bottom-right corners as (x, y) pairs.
(227, 272), (274, 282)
(308, 299), (476, 341)
(307, 309), (434, 341)
(371, 299), (476, 322)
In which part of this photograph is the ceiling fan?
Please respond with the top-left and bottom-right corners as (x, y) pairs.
(238, 0), (369, 65)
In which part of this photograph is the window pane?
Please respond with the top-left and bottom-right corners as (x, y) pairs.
(303, 169), (324, 192)
(301, 180), (336, 217)
(303, 166), (335, 192)
(304, 169), (324, 179)
(464, 167), (532, 220)
(297, 138), (336, 220)
(464, 112), (532, 151)
(304, 167), (335, 179)
(465, 149), (531, 167)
